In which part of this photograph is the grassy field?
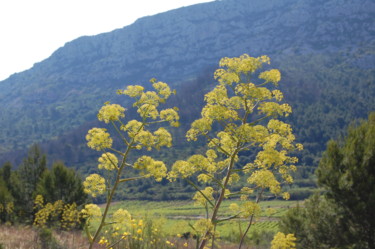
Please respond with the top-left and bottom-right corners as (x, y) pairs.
(103, 199), (299, 242)
(0, 200), (299, 249)
(107, 199), (298, 218)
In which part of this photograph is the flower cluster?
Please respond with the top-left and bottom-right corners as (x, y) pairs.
(193, 187), (214, 206)
(134, 156), (167, 182)
(168, 54), (303, 248)
(83, 80), (180, 248)
(81, 204), (102, 219)
(61, 203), (81, 230)
(98, 152), (118, 171)
(97, 103), (125, 123)
(33, 196), (80, 230)
(271, 232), (296, 249)
(83, 174), (106, 197)
(86, 128), (112, 151)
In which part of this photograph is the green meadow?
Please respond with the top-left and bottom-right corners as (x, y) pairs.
(102, 200), (299, 241)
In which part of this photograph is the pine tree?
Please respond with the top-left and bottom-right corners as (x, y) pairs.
(37, 161), (87, 205)
(317, 112), (375, 248)
(17, 144), (47, 222)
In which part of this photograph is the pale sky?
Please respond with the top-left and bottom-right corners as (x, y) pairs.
(0, 0), (213, 81)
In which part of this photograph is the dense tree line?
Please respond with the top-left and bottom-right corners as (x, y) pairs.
(0, 144), (87, 224)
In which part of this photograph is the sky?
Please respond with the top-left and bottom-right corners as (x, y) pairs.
(0, 0), (213, 81)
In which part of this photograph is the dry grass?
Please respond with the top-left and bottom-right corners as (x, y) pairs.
(0, 225), (260, 249)
(0, 225), (102, 249)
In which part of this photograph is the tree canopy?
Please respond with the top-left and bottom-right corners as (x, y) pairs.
(280, 113), (375, 248)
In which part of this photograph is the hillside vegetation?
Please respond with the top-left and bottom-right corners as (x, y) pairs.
(0, 0), (374, 170)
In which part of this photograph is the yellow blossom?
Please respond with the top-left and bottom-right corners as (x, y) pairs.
(153, 127), (172, 149)
(81, 204), (102, 218)
(193, 187), (214, 207)
(98, 152), (118, 170)
(123, 85), (144, 97)
(271, 232), (296, 249)
(134, 156), (167, 181)
(259, 69), (281, 85)
(282, 192), (290, 200)
(160, 108), (180, 127)
(137, 104), (159, 119)
(83, 174), (106, 197)
(152, 81), (172, 99)
(86, 128), (112, 151)
(112, 208), (131, 225)
(248, 170), (281, 194)
(97, 103), (125, 123)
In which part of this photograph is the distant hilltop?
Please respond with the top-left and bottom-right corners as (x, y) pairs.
(0, 0), (374, 166)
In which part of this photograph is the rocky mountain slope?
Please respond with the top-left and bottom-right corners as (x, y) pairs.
(0, 0), (374, 167)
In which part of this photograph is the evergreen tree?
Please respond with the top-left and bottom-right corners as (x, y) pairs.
(36, 161), (87, 205)
(0, 177), (13, 222)
(280, 113), (375, 248)
(17, 144), (47, 222)
(279, 195), (350, 248)
(317, 112), (375, 248)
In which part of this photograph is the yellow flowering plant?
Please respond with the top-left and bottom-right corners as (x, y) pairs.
(169, 54), (302, 249)
(33, 195), (81, 230)
(271, 232), (297, 249)
(83, 79), (179, 249)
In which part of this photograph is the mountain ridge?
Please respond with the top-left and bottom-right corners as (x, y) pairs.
(0, 0), (374, 167)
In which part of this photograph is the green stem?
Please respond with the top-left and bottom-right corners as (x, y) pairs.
(111, 120), (129, 146)
(238, 188), (264, 249)
(88, 123), (145, 249)
(187, 179), (215, 208)
(216, 213), (241, 223)
(198, 149), (239, 249)
(202, 133), (231, 156)
(119, 175), (148, 183)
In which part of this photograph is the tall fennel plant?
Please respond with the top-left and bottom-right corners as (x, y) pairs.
(82, 79), (179, 249)
(169, 54), (302, 249)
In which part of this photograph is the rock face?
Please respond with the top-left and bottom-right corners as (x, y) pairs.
(0, 0), (374, 156)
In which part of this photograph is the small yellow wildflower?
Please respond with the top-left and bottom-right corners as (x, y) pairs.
(138, 219), (143, 226)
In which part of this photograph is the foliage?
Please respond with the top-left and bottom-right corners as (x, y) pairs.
(169, 54), (302, 249)
(36, 161), (87, 205)
(0, 178), (14, 223)
(0, 145), (87, 226)
(33, 195), (82, 231)
(16, 144), (47, 222)
(279, 194), (350, 248)
(38, 227), (64, 249)
(280, 113), (375, 248)
(82, 79), (180, 248)
(317, 112), (375, 248)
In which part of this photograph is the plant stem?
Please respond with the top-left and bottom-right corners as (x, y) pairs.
(88, 132), (139, 249)
(198, 150), (238, 249)
(238, 188), (264, 249)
